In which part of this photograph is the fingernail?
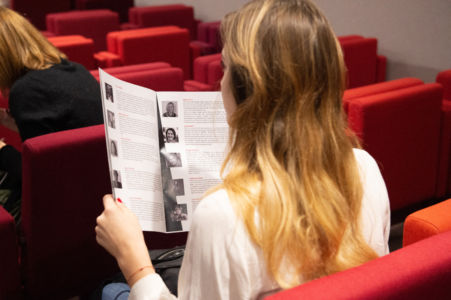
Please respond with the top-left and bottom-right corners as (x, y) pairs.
(117, 198), (122, 203)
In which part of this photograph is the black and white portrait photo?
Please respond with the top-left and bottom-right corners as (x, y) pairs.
(163, 127), (179, 143)
(110, 139), (118, 157)
(112, 169), (122, 189)
(105, 82), (114, 103)
(107, 110), (116, 129)
(162, 101), (177, 117)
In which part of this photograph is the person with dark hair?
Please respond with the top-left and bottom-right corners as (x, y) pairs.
(165, 128), (178, 143)
(95, 1), (390, 299)
(0, 7), (103, 221)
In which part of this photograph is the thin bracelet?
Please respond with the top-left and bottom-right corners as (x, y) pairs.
(127, 265), (155, 283)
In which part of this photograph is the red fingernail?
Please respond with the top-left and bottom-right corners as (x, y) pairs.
(117, 198), (122, 203)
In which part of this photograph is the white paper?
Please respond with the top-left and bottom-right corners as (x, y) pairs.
(99, 69), (227, 232)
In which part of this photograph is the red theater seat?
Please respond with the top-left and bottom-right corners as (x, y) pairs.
(403, 198), (451, 247)
(266, 230), (451, 300)
(126, 4), (197, 40)
(75, 0), (133, 23)
(197, 21), (222, 53)
(91, 62), (172, 80)
(436, 69), (451, 196)
(343, 77), (424, 112)
(46, 9), (120, 51)
(184, 53), (223, 91)
(0, 94), (22, 152)
(0, 206), (20, 300)
(340, 37), (386, 88)
(10, 0), (72, 30)
(48, 35), (96, 70)
(347, 83), (443, 212)
(97, 27), (191, 79)
(0, 125), (188, 299)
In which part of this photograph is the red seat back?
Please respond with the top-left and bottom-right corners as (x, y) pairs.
(48, 35), (96, 70)
(128, 4), (197, 40)
(21, 125), (115, 299)
(347, 84), (443, 211)
(46, 10), (120, 51)
(11, 0), (72, 30)
(107, 27), (191, 79)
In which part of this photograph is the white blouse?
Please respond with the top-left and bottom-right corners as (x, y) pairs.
(129, 149), (391, 300)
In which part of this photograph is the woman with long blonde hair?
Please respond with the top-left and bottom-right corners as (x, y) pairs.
(0, 7), (103, 221)
(96, 0), (390, 298)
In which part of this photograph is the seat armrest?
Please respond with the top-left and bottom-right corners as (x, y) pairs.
(0, 206), (21, 300)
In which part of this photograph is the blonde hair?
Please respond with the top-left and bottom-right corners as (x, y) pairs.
(219, 0), (378, 288)
(0, 7), (66, 92)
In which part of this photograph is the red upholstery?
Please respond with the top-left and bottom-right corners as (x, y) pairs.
(197, 21), (222, 52)
(127, 4), (197, 40)
(0, 125), (188, 299)
(0, 207), (20, 300)
(266, 230), (451, 300)
(186, 53), (223, 91)
(103, 27), (191, 79)
(340, 38), (379, 88)
(184, 80), (215, 92)
(112, 68), (184, 91)
(0, 93), (22, 151)
(46, 10), (120, 51)
(436, 69), (451, 101)
(20, 125), (115, 299)
(436, 69), (451, 196)
(10, 0), (72, 30)
(347, 84), (443, 211)
(91, 62), (171, 80)
(47, 35), (96, 70)
(437, 101), (451, 197)
(343, 77), (424, 112)
(76, 0), (133, 23)
(403, 198), (451, 247)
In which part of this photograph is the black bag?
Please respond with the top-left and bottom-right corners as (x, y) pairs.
(149, 245), (185, 295)
(87, 245), (185, 299)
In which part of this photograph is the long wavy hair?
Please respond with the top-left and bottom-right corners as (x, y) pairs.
(219, 0), (378, 288)
(0, 7), (66, 93)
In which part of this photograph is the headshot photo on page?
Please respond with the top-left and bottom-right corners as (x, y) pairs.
(112, 169), (122, 189)
(107, 110), (115, 129)
(165, 152), (182, 167)
(163, 127), (179, 143)
(105, 82), (114, 103)
(162, 101), (178, 117)
(110, 139), (118, 157)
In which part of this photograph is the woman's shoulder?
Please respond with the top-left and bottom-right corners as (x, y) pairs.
(195, 189), (236, 219)
(190, 188), (240, 234)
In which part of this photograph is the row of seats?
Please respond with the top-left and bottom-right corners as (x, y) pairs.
(186, 35), (386, 90)
(39, 5), (383, 87)
(10, 0), (133, 30)
(0, 71), (449, 299)
(42, 6), (220, 54)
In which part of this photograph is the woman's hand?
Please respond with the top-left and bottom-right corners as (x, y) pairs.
(96, 195), (155, 286)
(0, 138), (6, 150)
(0, 108), (18, 132)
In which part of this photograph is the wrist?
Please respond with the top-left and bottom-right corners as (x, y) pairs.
(117, 243), (153, 283)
